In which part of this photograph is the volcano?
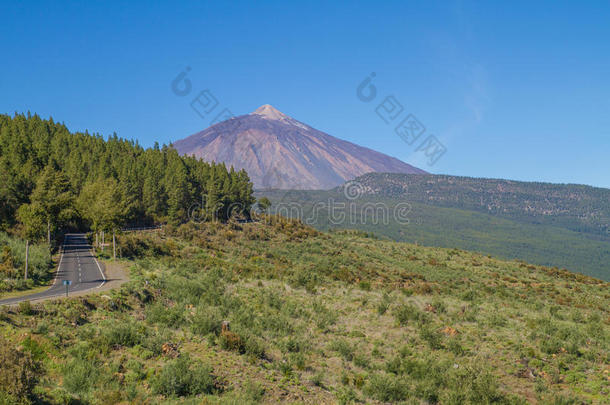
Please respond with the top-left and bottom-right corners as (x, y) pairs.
(173, 104), (426, 189)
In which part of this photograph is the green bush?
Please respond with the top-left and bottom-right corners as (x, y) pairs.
(364, 373), (409, 402)
(420, 327), (444, 350)
(451, 365), (509, 404)
(0, 232), (52, 285)
(219, 329), (266, 359)
(18, 300), (33, 315)
(151, 354), (218, 397)
(394, 303), (429, 326)
(191, 306), (222, 336)
(103, 320), (144, 348)
(329, 338), (354, 361)
(141, 329), (173, 356)
(146, 302), (185, 327)
(0, 336), (42, 402)
(62, 357), (99, 394)
(117, 233), (171, 259)
(244, 381), (265, 402)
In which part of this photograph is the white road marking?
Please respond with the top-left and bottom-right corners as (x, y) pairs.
(92, 249), (106, 288)
(1, 234), (108, 305)
(52, 243), (65, 286)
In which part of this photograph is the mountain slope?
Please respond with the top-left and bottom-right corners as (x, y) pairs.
(256, 173), (610, 280)
(173, 105), (426, 190)
(349, 173), (610, 238)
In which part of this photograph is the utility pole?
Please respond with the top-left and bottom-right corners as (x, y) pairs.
(24, 240), (29, 280)
(113, 230), (116, 260)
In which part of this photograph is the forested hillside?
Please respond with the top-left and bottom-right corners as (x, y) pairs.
(351, 173), (610, 239)
(0, 113), (255, 239)
(257, 189), (610, 281)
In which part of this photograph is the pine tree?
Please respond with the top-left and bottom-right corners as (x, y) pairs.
(0, 112), (256, 230)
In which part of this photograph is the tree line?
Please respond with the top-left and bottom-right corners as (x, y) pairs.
(0, 112), (256, 245)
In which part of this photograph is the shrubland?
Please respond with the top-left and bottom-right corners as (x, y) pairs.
(0, 216), (608, 403)
(0, 232), (52, 292)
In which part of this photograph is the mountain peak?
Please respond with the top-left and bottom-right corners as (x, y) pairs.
(174, 105), (426, 189)
(251, 104), (289, 121)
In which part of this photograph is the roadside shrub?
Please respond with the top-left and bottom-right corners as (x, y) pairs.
(336, 387), (359, 404)
(124, 359), (145, 383)
(117, 233), (171, 259)
(0, 306), (9, 322)
(18, 300), (34, 315)
(0, 232), (52, 284)
(290, 269), (319, 293)
(151, 354), (218, 397)
(20, 336), (47, 363)
(0, 336), (42, 402)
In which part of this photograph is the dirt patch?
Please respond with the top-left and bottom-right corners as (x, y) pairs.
(95, 260), (130, 293)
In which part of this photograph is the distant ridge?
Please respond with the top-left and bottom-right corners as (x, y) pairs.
(348, 172), (610, 238)
(173, 105), (426, 189)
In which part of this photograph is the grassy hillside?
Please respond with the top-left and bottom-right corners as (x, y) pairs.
(256, 190), (610, 281)
(1, 218), (608, 404)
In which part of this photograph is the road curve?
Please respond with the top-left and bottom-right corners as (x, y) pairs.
(0, 233), (106, 306)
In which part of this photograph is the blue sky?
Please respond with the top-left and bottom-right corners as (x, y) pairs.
(1, 1), (609, 188)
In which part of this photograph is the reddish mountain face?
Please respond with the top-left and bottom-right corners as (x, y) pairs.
(173, 104), (426, 189)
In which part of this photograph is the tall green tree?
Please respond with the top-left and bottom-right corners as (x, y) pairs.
(78, 178), (127, 235)
(16, 203), (45, 279)
(29, 165), (75, 245)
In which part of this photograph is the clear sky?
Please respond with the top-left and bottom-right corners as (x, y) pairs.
(1, 1), (609, 188)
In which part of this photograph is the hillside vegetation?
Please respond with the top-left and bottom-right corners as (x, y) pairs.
(257, 185), (610, 281)
(1, 218), (608, 404)
(350, 173), (610, 239)
(0, 232), (52, 292)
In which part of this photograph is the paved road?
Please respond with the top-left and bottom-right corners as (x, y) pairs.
(0, 233), (106, 305)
